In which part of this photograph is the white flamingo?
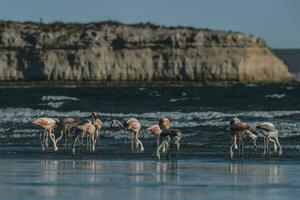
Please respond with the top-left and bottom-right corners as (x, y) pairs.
(255, 122), (282, 156)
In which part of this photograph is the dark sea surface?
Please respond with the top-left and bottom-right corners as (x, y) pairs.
(0, 85), (300, 199)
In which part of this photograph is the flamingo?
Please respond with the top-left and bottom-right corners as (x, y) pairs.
(147, 124), (168, 152)
(155, 117), (182, 160)
(72, 117), (103, 155)
(156, 128), (182, 160)
(55, 118), (80, 148)
(110, 118), (144, 152)
(32, 117), (59, 151)
(229, 117), (257, 160)
(255, 122), (282, 156)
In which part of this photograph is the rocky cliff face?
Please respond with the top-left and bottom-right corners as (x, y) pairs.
(0, 20), (294, 83)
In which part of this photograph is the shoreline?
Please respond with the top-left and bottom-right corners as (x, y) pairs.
(0, 80), (298, 87)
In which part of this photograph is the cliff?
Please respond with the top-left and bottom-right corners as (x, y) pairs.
(0, 20), (294, 83)
(273, 49), (300, 80)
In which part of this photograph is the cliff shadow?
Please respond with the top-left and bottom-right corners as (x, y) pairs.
(16, 50), (47, 81)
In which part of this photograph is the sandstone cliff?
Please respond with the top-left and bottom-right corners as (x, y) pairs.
(0, 20), (294, 83)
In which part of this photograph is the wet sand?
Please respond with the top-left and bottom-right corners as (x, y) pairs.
(0, 159), (299, 200)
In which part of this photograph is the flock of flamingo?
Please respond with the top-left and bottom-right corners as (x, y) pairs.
(32, 113), (282, 160)
(32, 113), (182, 159)
(229, 117), (282, 159)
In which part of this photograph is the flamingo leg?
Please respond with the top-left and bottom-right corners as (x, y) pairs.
(91, 134), (96, 151)
(40, 130), (45, 151)
(93, 131), (99, 151)
(165, 141), (169, 151)
(86, 135), (89, 150)
(131, 133), (134, 151)
(55, 129), (64, 147)
(233, 135), (238, 150)
(49, 129), (58, 151)
(72, 136), (79, 155)
(230, 136), (235, 160)
(238, 136), (241, 157)
(94, 131), (99, 145)
(263, 136), (266, 156)
(274, 136), (282, 156)
(266, 137), (270, 156)
(134, 131), (144, 152)
(156, 139), (167, 160)
(45, 129), (49, 149)
(241, 137), (244, 159)
(167, 138), (176, 160)
(156, 135), (160, 148)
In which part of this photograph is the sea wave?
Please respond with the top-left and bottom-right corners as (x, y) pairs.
(40, 95), (79, 108)
(0, 107), (300, 142)
(1, 108), (300, 125)
(41, 96), (79, 101)
(265, 93), (286, 99)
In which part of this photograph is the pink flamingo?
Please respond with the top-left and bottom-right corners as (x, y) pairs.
(229, 117), (257, 159)
(110, 118), (144, 152)
(147, 124), (168, 152)
(72, 118), (103, 155)
(55, 118), (80, 147)
(32, 117), (59, 151)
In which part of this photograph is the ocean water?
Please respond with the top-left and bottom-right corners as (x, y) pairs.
(0, 85), (300, 199)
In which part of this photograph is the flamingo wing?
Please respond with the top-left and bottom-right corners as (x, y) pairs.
(32, 117), (55, 128)
(127, 121), (141, 131)
(94, 119), (103, 127)
(256, 123), (276, 132)
(82, 122), (96, 133)
(147, 124), (161, 135)
(230, 122), (250, 131)
(63, 118), (80, 127)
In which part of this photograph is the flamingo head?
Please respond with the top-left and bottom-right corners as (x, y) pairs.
(230, 117), (240, 125)
(159, 117), (171, 131)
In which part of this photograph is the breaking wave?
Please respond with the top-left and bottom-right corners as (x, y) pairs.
(41, 96), (79, 101)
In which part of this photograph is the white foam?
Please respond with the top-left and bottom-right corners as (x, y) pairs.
(169, 98), (200, 102)
(286, 86), (294, 90)
(1, 108), (300, 124)
(265, 93), (286, 99)
(40, 102), (65, 108)
(42, 95), (79, 101)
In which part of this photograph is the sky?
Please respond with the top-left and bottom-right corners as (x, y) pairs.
(0, 0), (299, 48)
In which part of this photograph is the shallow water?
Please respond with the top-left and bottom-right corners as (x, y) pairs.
(0, 159), (299, 200)
(0, 85), (300, 159)
(0, 85), (300, 199)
